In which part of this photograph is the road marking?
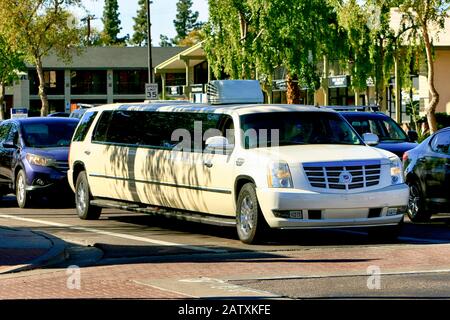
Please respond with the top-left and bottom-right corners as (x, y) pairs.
(0, 214), (227, 254)
(225, 268), (450, 281)
(336, 229), (450, 244)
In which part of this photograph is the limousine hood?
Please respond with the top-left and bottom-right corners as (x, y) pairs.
(254, 144), (394, 164)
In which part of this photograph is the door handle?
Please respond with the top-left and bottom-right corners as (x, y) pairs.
(203, 161), (213, 168)
(84, 150), (91, 155)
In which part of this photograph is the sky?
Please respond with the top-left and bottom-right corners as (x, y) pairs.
(76, 0), (209, 45)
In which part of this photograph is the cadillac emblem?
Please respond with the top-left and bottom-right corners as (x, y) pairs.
(339, 171), (353, 184)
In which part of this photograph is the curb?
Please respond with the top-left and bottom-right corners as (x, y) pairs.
(0, 231), (68, 274)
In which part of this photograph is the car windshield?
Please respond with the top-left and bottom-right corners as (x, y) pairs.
(22, 122), (78, 148)
(345, 116), (408, 142)
(240, 111), (363, 148)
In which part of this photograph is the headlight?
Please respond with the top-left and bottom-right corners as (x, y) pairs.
(26, 154), (56, 167)
(389, 156), (403, 185)
(267, 162), (293, 188)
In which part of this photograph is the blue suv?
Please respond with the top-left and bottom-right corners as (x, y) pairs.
(0, 117), (79, 208)
(341, 111), (418, 158)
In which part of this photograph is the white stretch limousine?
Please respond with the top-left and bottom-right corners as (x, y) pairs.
(68, 80), (409, 243)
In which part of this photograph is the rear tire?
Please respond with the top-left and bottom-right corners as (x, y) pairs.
(75, 171), (101, 220)
(16, 170), (32, 208)
(236, 183), (269, 244)
(407, 180), (431, 222)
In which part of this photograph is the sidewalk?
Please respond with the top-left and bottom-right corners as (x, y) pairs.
(0, 227), (67, 274)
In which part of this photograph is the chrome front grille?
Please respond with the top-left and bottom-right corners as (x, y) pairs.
(303, 161), (381, 191)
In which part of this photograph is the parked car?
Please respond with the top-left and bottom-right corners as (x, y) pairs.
(0, 117), (79, 208)
(340, 111), (418, 158)
(68, 80), (408, 244)
(403, 126), (450, 222)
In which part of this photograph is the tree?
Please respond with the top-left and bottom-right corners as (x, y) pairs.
(159, 35), (173, 47)
(102, 0), (127, 45)
(0, 36), (26, 120)
(173, 0), (201, 44)
(0, 0), (82, 116)
(177, 29), (204, 46)
(131, 0), (148, 46)
(399, 0), (450, 133)
(204, 0), (338, 103)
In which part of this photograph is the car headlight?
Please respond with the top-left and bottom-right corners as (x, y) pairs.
(389, 156), (404, 185)
(26, 154), (56, 167)
(267, 162), (293, 188)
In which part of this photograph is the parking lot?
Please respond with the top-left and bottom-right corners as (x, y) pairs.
(1, 195), (450, 299)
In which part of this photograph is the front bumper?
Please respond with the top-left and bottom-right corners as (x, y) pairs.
(24, 167), (71, 194)
(257, 183), (409, 229)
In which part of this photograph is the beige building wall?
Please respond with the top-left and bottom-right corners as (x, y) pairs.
(434, 49), (450, 114)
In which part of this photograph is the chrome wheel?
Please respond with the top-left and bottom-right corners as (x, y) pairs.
(76, 179), (87, 214)
(239, 196), (255, 237)
(17, 174), (26, 206)
(408, 184), (420, 218)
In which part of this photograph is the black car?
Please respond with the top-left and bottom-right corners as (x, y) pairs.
(403, 127), (450, 222)
(0, 117), (79, 207)
(341, 111), (418, 158)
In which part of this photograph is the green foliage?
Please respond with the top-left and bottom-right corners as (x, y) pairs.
(173, 0), (201, 44)
(102, 0), (127, 45)
(159, 35), (173, 47)
(0, 36), (26, 87)
(0, 0), (83, 116)
(204, 0), (337, 90)
(131, 0), (148, 46)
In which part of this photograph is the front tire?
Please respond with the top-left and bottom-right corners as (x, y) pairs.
(236, 183), (269, 244)
(407, 180), (431, 222)
(16, 170), (32, 208)
(75, 171), (101, 220)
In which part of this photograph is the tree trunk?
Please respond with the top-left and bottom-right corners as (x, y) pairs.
(35, 58), (49, 116)
(0, 82), (5, 120)
(422, 25), (439, 134)
(286, 73), (300, 104)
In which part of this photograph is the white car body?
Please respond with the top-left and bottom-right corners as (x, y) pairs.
(68, 101), (409, 241)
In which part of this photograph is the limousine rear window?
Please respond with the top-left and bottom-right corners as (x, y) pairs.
(72, 111), (98, 142)
(91, 110), (231, 152)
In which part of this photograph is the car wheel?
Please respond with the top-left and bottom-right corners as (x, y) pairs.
(75, 171), (101, 220)
(407, 180), (431, 222)
(16, 170), (32, 208)
(236, 183), (269, 244)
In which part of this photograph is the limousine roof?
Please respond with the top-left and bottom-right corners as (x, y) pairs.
(89, 102), (337, 116)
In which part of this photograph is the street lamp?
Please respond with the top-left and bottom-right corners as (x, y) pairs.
(147, 0), (153, 84)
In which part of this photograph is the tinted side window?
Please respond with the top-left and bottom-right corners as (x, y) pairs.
(431, 131), (450, 155)
(106, 111), (143, 145)
(92, 111), (113, 142)
(91, 110), (225, 151)
(0, 123), (11, 142)
(6, 123), (19, 145)
(73, 111), (98, 142)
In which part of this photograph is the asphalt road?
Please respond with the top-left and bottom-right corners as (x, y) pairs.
(1, 195), (450, 299)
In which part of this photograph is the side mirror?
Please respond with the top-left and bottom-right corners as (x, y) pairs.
(407, 130), (418, 142)
(362, 133), (379, 146)
(205, 136), (234, 154)
(2, 142), (18, 149)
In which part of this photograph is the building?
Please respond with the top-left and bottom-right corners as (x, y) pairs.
(4, 46), (185, 117)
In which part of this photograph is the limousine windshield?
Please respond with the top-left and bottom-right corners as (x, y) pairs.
(240, 111), (363, 148)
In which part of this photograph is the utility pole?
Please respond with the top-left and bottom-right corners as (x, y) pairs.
(147, 0), (153, 83)
(81, 14), (97, 46)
